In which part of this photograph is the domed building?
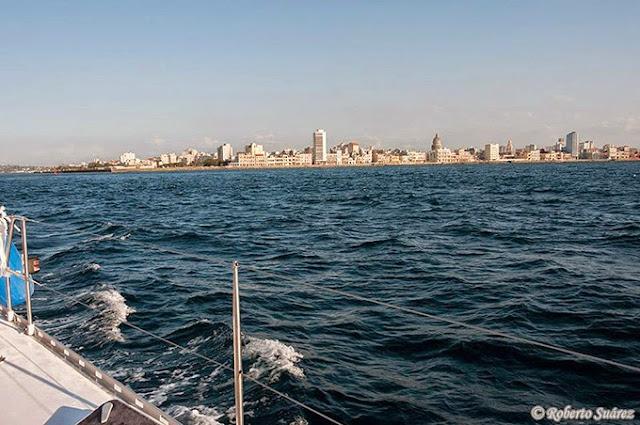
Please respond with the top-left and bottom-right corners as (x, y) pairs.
(432, 133), (443, 151)
(429, 133), (454, 163)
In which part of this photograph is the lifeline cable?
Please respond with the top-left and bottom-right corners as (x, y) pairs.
(21, 216), (640, 374)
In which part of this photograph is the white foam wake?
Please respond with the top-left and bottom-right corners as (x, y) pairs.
(244, 337), (305, 382)
(91, 287), (135, 341)
(168, 405), (224, 425)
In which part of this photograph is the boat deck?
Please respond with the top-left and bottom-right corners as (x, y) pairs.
(0, 317), (111, 425)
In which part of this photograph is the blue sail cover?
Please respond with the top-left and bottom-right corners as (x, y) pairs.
(0, 241), (35, 308)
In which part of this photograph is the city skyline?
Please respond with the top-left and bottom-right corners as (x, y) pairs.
(38, 128), (634, 171)
(2, 1), (640, 165)
(2, 127), (638, 167)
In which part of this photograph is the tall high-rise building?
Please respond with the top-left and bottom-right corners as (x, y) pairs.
(313, 129), (327, 164)
(217, 143), (234, 162)
(485, 143), (500, 161)
(506, 140), (514, 155)
(566, 132), (579, 158)
(432, 133), (443, 151)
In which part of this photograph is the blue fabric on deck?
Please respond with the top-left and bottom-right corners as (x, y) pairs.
(0, 241), (35, 308)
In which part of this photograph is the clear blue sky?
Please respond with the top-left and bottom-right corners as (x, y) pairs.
(1, 1), (639, 165)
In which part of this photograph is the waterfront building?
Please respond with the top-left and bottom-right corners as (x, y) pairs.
(140, 159), (157, 168)
(525, 144), (537, 152)
(431, 133), (443, 151)
(160, 153), (178, 165)
(408, 151), (427, 163)
(347, 142), (360, 156)
(313, 129), (327, 164)
(484, 143), (500, 161)
(429, 133), (453, 163)
(372, 150), (391, 164)
(119, 152), (137, 166)
(232, 150), (311, 168)
(217, 144), (234, 162)
(526, 150), (541, 161)
(236, 152), (266, 167)
(603, 144), (628, 160)
(326, 152), (342, 165)
(232, 143), (266, 167)
(555, 138), (566, 152)
(431, 148), (453, 163)
(265, 155), (289, 167)
(580, 140), (595, 151)
(297, 153), (313, 166)
(507, 140), (514, 155)
(566, 132), (579, 158)
(454, 149), (475, 162)
(578, 141), (597, 159)
(181, 148), (198, 165)
(245, 142), (264, 156)
(266, 154), (302, 167)
(356, 153), (373, 164)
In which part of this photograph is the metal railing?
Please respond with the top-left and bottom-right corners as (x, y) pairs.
(0, 304), (180, 425)
(3, 216), (34, 334)
(1, 215), (180, 425)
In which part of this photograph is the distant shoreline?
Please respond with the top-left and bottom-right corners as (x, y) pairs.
(2, 158), (636, 175)
(110, 158), (639, 173)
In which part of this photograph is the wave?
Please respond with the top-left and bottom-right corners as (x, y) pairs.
(83, 233), (114, 243)
(110, 365), (149, 383)
(53, 262), (102, 276)
(168, 405), (223, 425)
(147, 369), (202, 406)
(600, 234), (640, 247)
(164, 319), (230, 346)
(349, 237), (399, 249)
(85, 262), (101, 272)
(290, 417), (309, 425)
(244, 337), (304, 383)
(89, 286), (135, 342)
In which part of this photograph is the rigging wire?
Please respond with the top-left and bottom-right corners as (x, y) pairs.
(12, 271), (345, 425)
(21, 215), (640, 375)
(242, 266), (640, 374)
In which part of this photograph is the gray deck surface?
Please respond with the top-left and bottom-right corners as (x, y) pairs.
(0, 317), (111, 425)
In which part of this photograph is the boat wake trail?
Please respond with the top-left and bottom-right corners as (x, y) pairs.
(244, 337), (305, 383)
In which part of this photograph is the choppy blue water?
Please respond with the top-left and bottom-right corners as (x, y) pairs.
(1, 162), (639, 425)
